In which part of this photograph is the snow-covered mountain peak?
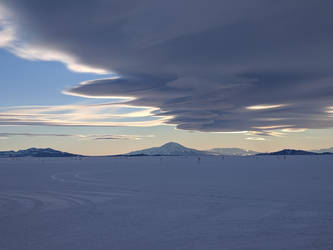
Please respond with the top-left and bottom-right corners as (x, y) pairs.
(159, 142), (187, 150)
(126, 142), (205, 156)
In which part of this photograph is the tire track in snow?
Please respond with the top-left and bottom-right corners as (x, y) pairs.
(51, 171), (140, 193)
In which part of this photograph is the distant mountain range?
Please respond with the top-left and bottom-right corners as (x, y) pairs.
(123, 143), (333, 156)
(0, 148), (80, 157)
(1, 143), (333, 157)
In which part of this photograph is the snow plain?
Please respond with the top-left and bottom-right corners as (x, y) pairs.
(0, 156), (333, 250)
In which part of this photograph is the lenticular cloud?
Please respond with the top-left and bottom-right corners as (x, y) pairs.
(1, 0), (333, 133)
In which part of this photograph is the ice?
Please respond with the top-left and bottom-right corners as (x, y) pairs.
(0, 156), (333, 250)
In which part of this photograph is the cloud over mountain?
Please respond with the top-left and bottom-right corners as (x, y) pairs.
(1, 0), (333, 133)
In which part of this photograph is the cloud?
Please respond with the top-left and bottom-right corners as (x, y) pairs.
(0, 133), (73, 138)
(246, 130), (285, 137)
(0, 103), (167, 127)
(245, 137), (266, 141)
(0, 23), (13, 47)
(0, 0), (333, 134)
(246, 104), (287, 110)
(10, 45), (110, 74)
(91, 134), (154, 141)
(0, 132), (153, 141)
(0, 4), (108, 74)
(281, 128), (307, 133)
(327, 106), (333, 114)
(0, 5), (14, 46)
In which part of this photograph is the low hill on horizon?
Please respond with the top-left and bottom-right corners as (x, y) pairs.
(311, 147), (333, 154)
(257, 149), (333, 156)
(0, 148), (81, 157)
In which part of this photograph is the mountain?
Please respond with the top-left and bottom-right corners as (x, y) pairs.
(208, 148), (258, 156)
(256, 149), (331, 156)
(311, 147), (333, 154)
(125, 142), (207, 156)
(0, 148), (80, 157)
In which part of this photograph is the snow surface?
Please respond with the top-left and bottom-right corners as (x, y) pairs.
(1, 155), (333, 250)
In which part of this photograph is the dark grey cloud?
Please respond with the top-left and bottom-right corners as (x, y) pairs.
(1, 0), (333, 133)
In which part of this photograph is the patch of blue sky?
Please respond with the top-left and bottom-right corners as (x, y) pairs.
(0, 49), (116, 106)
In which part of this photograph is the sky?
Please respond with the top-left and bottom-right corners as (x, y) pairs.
(0, 0), (333, 155)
